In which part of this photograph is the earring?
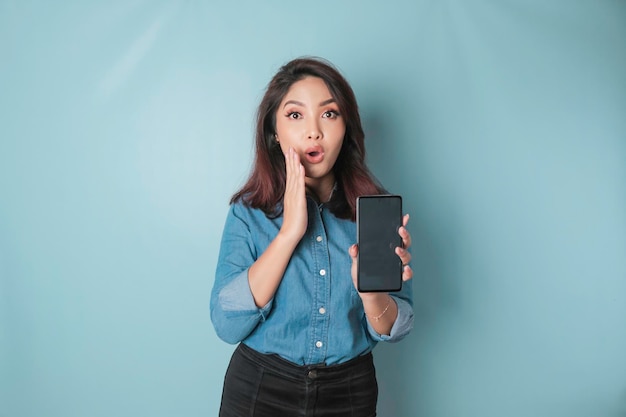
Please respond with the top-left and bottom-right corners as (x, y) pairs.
(275, 134), (279, 143)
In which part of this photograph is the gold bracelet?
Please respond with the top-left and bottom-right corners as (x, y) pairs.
(368, 297), (392, 322)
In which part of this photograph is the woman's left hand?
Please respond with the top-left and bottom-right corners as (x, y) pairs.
(348, 213), (413, 292)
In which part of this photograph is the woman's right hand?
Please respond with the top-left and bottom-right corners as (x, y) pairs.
(247, 147), (307, 307)
(279, 147), (308, 244)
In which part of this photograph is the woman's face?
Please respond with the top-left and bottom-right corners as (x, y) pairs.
(275, 76), (346, 189)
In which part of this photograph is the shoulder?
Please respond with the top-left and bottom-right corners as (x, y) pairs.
(229, 199), (281, 223)
(229, 199), (256, 219)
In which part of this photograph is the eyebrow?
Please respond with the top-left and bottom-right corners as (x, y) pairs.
(283, 98), (337, 108)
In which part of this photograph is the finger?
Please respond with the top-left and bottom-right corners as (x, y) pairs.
(294, 150), (305, 181)
(398, 226), (412, 249)
(349, 244), (359, 278)
(398, 214), (411, 247)
(292, 151), (305, 196)
(349, 243), (359, 260)
(400, 213), (411, 248)
(402, 264), (413, 281)
(395, 246), (411, 266)
(285, 148), (302, 192)
(288, 148), (302, 177)
(285, 148), (294, 183)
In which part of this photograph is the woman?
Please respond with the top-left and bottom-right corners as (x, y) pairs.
(210, 57), (414, 416)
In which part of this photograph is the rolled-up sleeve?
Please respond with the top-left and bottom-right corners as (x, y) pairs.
(210, 204), (272, 344)
(366, 279), (414, 342)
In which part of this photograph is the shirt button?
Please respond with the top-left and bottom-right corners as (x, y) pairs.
(319, 307), (326, 315)
(316, 236), (323, 242)
(315, 341), (323, 348)
(319, 269), (326, 276)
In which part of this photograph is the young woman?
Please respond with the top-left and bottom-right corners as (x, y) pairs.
(210, 57), (414, 416)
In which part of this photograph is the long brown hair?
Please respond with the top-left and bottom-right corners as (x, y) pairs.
(231, 57), (384, 220)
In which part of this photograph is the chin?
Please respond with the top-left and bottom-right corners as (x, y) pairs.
(304, 166), (330, 178)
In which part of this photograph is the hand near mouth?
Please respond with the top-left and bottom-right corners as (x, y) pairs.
(279, 147), (308, 244)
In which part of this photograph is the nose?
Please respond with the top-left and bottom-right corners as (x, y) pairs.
(306, 119), (322, 140)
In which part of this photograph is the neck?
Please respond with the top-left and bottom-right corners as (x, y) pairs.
(306, 175), (336, 203)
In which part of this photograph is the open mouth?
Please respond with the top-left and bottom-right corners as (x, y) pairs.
(304, 146), (324, 164)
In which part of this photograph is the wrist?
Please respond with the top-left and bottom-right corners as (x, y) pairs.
(367, 298), (392, 322)
(276, 228), (303, 249)
(362, 294), (394, 323)
(359, 292), (388, 305)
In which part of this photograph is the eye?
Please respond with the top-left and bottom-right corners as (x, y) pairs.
(286, 112), (301, 120)
(323, 110), (340, 119)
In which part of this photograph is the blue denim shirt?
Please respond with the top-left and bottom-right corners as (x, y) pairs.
(210, 198), (414, 365)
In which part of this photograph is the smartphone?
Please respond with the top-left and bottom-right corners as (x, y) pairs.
(356, 195), (403, 292)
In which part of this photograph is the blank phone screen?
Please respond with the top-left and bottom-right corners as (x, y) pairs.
(357, 195), (403, 292)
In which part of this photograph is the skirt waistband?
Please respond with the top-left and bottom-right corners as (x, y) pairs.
(236, 343), (374, 382)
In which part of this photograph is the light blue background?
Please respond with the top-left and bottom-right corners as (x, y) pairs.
(1, 1), (625, 416)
